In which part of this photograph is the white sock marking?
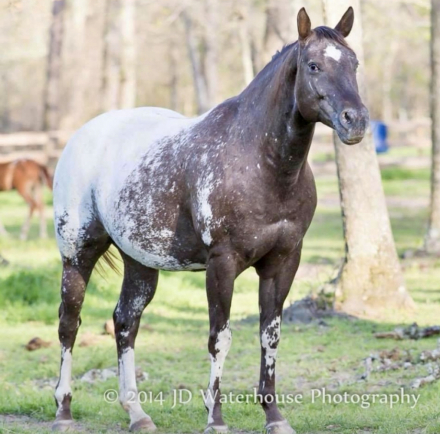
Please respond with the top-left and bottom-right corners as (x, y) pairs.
(119, 348), (150, 425)
(55, 347), (72, 415)
(261, 316), (281, 379)
(205, 322), (232, 425)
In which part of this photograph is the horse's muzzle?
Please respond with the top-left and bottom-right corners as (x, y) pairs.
(336, 105), (369, 145)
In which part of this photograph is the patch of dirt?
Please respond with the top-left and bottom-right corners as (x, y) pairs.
(0, 415), (430, 434)
(0, 415), (126, 434)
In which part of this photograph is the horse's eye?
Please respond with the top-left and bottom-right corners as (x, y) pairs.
(308, 63), (320, 73)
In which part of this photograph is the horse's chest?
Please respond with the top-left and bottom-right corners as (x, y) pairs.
(221, 184), (316, 263)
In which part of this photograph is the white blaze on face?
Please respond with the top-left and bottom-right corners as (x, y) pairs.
(261, 316), (281, 378)
(324, 44), (342, 62)
(205, 322), (232, 425)
(55, 347), (72, 414)
(119, 348), (151, 425)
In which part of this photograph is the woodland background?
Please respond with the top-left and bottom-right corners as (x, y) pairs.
(1, 1), (440, 433)
(0, 0), (431, 133)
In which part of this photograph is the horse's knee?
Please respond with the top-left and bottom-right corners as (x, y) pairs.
(113, 304), (139, 347)
(208, 322), (232, 357)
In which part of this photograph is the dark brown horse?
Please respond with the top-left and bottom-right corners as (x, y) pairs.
(52, 8), (368, 434)
(0, 158), (52, 240)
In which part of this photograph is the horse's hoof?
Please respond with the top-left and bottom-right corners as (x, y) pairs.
(204, 425), (229, 434)
(52, 419), (74, 432)
(129, 418), (157, 432)
(265, 420), (296, 434)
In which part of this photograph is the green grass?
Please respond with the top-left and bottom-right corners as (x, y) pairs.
(0, 155), (439, 433)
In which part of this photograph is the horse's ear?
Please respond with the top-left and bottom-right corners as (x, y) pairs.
(297, 8), (312, 41)
(334, 6), (354, 38)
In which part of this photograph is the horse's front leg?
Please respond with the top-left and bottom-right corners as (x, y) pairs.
(204, 249), (236, 433)
(256, 248), (302, 434)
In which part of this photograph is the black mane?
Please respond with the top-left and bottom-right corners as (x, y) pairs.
(312, 26), (349, 47)
(270, 26), (349, 64)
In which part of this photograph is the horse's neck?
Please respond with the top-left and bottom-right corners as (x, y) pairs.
(238, 43), (315, 180)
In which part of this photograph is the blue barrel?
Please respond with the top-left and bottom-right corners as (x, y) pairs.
(370, 120), (389, 153)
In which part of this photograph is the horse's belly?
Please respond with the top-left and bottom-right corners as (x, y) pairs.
(105, 189), (208, 271)
(112, 228), (207, 271)
(120, 242), (207, 271)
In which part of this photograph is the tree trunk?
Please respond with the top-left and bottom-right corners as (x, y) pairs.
(322, 0), (414, 316)
(236, 7), (255, 86)
(102, 0), (136, 111)
(381, 39), (399, 122)
(102, 0), (123, 111)
(424, 0), (440, 255)
(169, 42), (179, 111)
(182, 11), (210, 114)
(262, 0), (288, 65)
(61, 0), (87, 130)
(43, 0), (66, 131)
(203, 0), (218, 106)
(120, 0), (136, 109)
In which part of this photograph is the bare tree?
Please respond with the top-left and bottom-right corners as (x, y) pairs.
(102, 0), (122, 111)
(322, 0), (414, 316)
(424, 0), (440, 254)
(203, 0), (218, 106)
(169, 41), (179, 111)
(235, 5), (254, 85)
(262, 0), (289, 65)
(120, 0), (136, 109)
(43, 0), (66, 131)
(182, 10), (209, 114)
(102, 0), (137, 111)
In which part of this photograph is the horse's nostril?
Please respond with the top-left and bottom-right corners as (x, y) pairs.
(343, 111), (352, 124)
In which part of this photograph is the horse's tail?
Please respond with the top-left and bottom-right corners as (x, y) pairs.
(39, 164), (53, 190)
(96, 248), (121, 276)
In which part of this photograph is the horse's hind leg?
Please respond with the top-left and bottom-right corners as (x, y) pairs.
(114, 253), (158, 432)
(35, 183), (47, 238)
(16, 182), (36, 241)
(53, 233), (111, 431)
(20, 202), (35, 240)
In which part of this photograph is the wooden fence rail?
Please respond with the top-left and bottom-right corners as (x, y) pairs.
(0, 131), (72, 169)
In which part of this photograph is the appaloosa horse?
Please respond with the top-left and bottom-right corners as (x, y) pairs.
(0, 158), (52, 240)
(52, 8), (368, 434)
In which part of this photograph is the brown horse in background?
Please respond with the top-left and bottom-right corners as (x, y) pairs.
(0, 159), (52, 240)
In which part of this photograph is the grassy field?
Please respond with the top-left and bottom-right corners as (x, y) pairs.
(0, 148), (440, 434)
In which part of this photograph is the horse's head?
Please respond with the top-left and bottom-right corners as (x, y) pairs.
(294, 7), (369, 145)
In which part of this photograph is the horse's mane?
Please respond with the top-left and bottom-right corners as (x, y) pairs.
(270, 26), (349, 64)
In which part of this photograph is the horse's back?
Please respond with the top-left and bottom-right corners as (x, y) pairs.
(53, 107), (199, 260)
